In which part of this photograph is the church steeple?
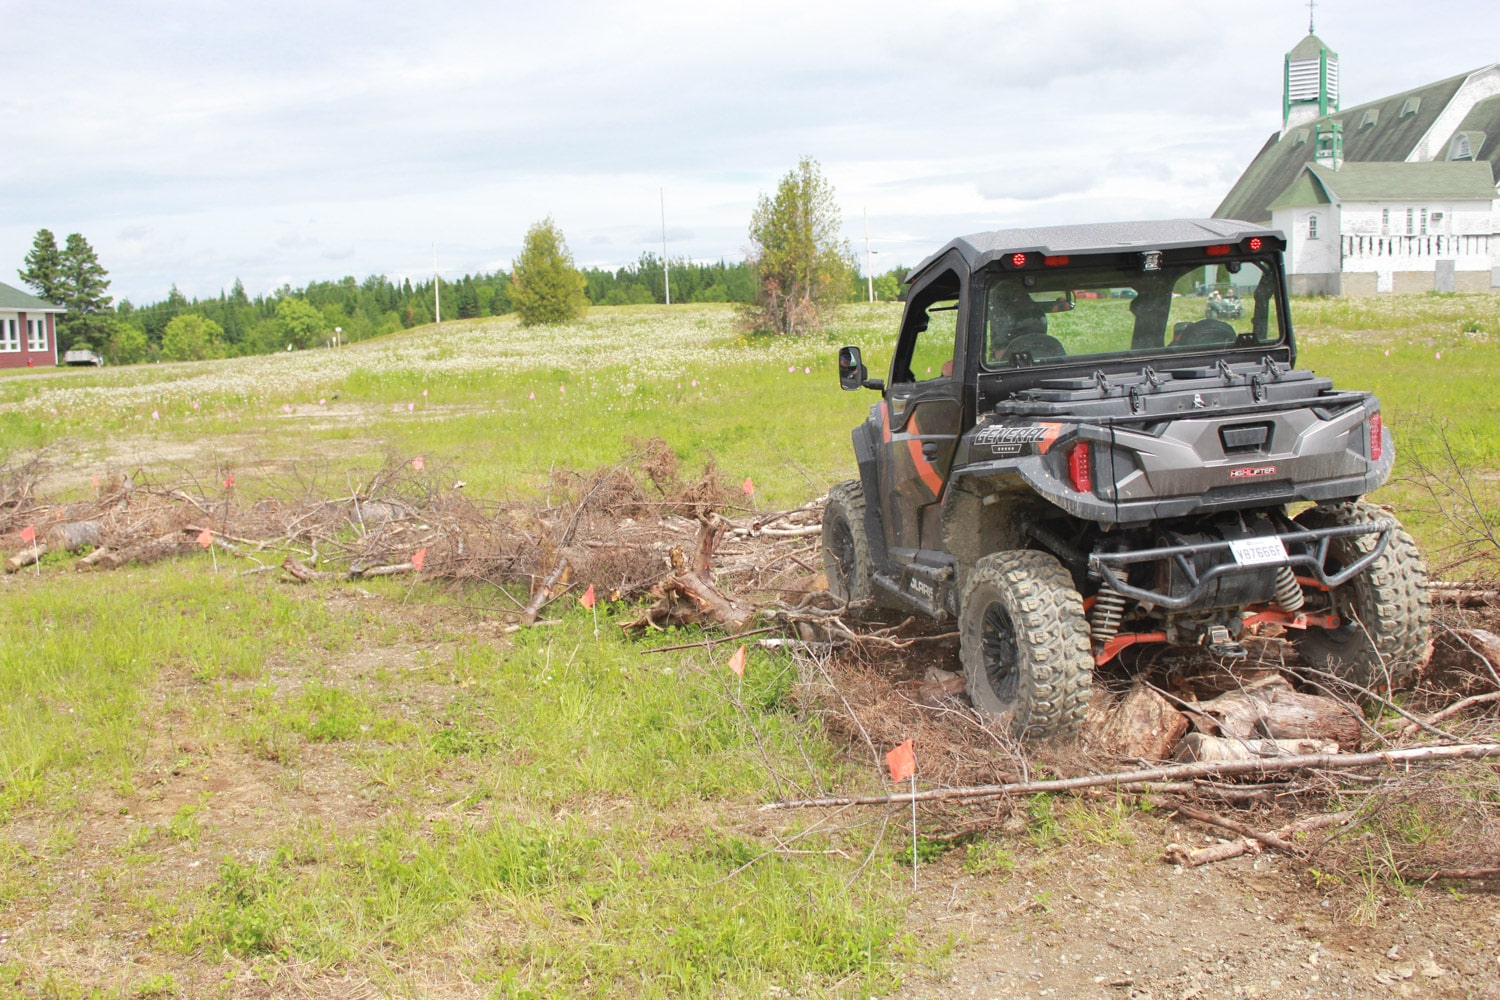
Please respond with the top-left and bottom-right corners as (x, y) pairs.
(1283, 5), (1339, 136)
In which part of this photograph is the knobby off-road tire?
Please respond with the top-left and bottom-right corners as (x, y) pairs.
(1292, 501), (1431, 691)
(822, 480), (876, 608)
(959, 550), (1093, 741)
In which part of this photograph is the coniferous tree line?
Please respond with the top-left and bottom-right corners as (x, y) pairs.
(18, 173), (908, 364)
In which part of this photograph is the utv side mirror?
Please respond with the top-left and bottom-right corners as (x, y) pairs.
(838, 345), (884, 392)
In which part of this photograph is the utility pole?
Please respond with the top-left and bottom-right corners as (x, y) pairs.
(433, 243), (441, 324)
(661, 188), (671, 306)
(864, 208), (875, 303)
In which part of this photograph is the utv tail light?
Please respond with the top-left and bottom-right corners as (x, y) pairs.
(1205, 244), (1231, 256)
(1369, 411), (1383, 460)
(1246, 237), (1264, 252)
(1043, 255), (1070, 266)
(1067, 442), (1092, 493)
(1010, 252), (1029, 268)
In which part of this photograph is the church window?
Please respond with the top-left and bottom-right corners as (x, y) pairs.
(1307, 215), (1319, 239)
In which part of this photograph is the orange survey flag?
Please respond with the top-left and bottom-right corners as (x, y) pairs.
(20, 525), (36, 544)
(886, 740), (915, 783)
(196, 529), (213, 548)
(728, 645), (747, 676)
(580, 583), (596, 609)
(741, 477), (754, 496)
(412, 548), (428, 571)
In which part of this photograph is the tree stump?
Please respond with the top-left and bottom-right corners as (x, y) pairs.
(1084, 681), (1190, 760)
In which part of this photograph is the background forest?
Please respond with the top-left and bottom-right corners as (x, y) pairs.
(68, 253), (908, 364)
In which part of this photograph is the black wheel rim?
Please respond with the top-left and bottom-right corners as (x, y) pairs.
(980, 602), (1020, 705)
(828, 519), (856, 594)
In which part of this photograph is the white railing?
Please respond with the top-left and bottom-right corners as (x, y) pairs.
(1341, 233), (1491, 260)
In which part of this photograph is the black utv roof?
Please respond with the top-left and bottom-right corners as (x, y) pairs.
(908, 218), (1282, 283)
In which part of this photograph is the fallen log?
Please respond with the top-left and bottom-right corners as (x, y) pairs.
(1174, 733), (1339, 763)
(1188, 674), (1362, 749)
(49, 520), (102, 552)
(282, 556), (334, 582)
(76, 547), (113, 570)
(5, 544), (46, 572)
(760, 742), (1500, 811)
(6, 519), (104, 572)
(281, 555), (416, 582)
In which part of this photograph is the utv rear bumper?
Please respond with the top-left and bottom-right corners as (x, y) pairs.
(1087, 519), (1393, 611)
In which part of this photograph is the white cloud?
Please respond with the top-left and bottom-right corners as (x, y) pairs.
(2, 0), (1497, 301)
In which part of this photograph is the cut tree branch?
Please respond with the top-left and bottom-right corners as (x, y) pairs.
(760, 743), (1500, 811)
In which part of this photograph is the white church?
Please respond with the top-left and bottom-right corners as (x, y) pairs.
(1215, 26), (1500, 296)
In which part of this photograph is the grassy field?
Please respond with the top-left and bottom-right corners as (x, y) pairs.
(0, 294), (1497, 998)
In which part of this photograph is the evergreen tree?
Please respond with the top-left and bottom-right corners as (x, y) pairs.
(59, 233), (113, 315)
(19, 229), (64, 302)
(746, 157), (852, 335)
(52, 233), (116, 350)
(511, 217), (588, 326)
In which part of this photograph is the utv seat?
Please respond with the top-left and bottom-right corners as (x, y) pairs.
(999, 332), (1066, 364)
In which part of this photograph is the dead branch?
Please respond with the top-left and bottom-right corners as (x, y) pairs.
(760, 743), (1500, 811)
(520, 558), (570, 625)
(1401, 690), (1500, 737)
(1167, 801), (1300, 854)
(1164, 838), (1262, 867)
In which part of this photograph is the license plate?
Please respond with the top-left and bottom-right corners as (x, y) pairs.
(1229, 536), (1288, 567)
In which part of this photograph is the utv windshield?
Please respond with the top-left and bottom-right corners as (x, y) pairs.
(981, 259), (1283, 369)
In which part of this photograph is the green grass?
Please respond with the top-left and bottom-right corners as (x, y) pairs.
(0, 295), (1497, 995)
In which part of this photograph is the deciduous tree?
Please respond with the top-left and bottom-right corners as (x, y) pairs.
(107, 324), (149, 365)
(746, 157), (852, 335)
(160, 313), (223, 361)
(274, 297), (324, 349)
(511, 217), (588, 326)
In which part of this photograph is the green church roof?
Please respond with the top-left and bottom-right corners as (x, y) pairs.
(1215, 70), (1474, 222)
(1308, 160), (1495, 201)
(1452, 94), (1500, 171)
(1270, 161), (1495, 210)
(0, 281), (64, 312)
(1289, 33), (1337, 60)
(1265, 171), (1331, 210)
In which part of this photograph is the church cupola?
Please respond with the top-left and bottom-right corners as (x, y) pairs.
(1314, 121), (1344, 169)
(1283, 16), (1339, 136)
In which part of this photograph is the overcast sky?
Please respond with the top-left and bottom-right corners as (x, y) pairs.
(3, 0), (1497, 304)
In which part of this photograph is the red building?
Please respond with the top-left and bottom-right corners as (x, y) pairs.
(0, 281), (64, 368)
